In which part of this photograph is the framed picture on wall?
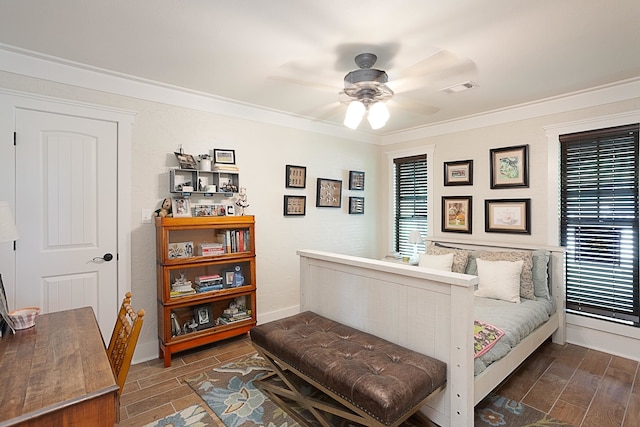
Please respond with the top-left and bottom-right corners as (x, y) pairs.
(349, 197), (364, 214)
(285, 165), (306, 188)
(213, 149), (236, 165)
(442, 196), (472, 233)
(490, 145), (529, 189)
(485, 198), (531, 234)
(316, 178), (342, 208)
(444, 160), (473, 186)
(349, 171), (365, 190)
(284, 195), (306, 216)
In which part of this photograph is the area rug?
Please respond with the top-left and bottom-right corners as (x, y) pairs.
(143, 403), (218, 427)
(185, 354), (569, 427)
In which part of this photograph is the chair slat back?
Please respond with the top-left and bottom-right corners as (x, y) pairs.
(107, 292), (144, 394)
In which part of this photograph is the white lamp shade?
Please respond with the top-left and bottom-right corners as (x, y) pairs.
(408, 229), (423, 245)
(0, 201), (19, 243)
(344, 101), (366, 129)
(367, 101), (390, 130)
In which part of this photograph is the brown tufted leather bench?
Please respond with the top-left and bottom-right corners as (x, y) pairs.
(250, 311), (446, 427)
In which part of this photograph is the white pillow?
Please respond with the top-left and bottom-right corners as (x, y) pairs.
(474, 258), (524, 303)
(419, 253), (454, 271)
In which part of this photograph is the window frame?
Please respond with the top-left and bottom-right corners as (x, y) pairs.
(559, 123), (639, 326)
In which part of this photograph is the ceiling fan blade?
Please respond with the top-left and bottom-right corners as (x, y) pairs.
(267, 75), (339, 93)
(388, 97), (440, 117)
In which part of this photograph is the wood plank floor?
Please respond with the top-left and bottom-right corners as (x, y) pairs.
(115, 335), (639, 427)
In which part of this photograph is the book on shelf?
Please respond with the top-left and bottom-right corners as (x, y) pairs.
(170, 289), (196, 298)
(195, 284), (224, 293)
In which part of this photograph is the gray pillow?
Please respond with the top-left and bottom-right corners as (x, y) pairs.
(532, 250), (551, 300)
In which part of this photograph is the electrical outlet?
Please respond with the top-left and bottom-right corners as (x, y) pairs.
(141, 209), (153, 224)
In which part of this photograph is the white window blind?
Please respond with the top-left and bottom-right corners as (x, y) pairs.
(560, 123), (639, 326)
(394, 154), (428, 255)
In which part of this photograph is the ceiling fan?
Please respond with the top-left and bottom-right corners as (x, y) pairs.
(342, 52), (394, 130)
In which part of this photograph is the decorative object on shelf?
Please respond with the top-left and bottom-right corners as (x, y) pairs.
(172, 197), (191, 218)
(198, 154), (212, 171)
(194, 304), (215, 330)
(285, 165), (306, 188)
(348, 197), (364, 214)
(232, 265), (245, 287)
(153, 198), (173, 217)
(171, 313), (182, 337)
(235, 187), (249, 215)
(225, 205), (235, 216)
(213, 149), (236, 165)
(316, 178), (342, 208)
(444, 160), (474, 186)
(193, 204), (214, 217)
(284, 195), (306, 216)
(442, 196), (473, 233)
(349, 170), (365, 190)
(490, 145), (529, 189)
(174, 152), (197, 169)
(168, 241), (193, 259)
(408, 230), (423, 263)
(171, 273), (195, 297)
(485, 198), (531, 234)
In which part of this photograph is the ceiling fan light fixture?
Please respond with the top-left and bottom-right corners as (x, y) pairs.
(344, 100), (366, 129)
(367, 101), (390, 130)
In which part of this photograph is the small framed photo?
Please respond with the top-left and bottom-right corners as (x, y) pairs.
(284, 195), (306, 216)
(223, 270), (236, 287)
(485, 198), (531, 234)
(444, 160), (473, 186)
(490, 145), (529, 189)
(349, 171), (365, 190)
(174, 152), (197, 169)
(172, 197), (191, 217)
(349, 197), (364, 214)
(193, 204), (214, 217)
(193, 304), (214, 330)
(285, 165), (307, 189)
(442, 196), (472, 233)
(213, 149), (236, 164)
(316, 178), (342, 208)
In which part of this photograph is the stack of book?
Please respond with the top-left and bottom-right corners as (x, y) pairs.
(170, 283), (195, 297)
(194, 274), (224, 292)
(198, 242), (225, 256)
(218, 307), (252, 324)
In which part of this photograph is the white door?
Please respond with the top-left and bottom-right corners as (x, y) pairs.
(14, 109), (118, 340)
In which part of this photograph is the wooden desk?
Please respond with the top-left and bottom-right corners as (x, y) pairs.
(0, 307), (118, 427)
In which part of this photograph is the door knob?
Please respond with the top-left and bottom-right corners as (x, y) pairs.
(93, 253), (114, 262)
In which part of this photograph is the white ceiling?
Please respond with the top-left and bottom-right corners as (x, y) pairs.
(1, 0), (639, 136)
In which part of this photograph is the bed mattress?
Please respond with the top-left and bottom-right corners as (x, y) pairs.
(474, 297), (555, 376)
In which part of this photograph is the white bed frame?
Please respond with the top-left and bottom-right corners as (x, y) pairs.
(298, 238), (565, 427)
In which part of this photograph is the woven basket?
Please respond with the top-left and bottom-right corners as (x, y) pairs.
(8, 307), (40, 330)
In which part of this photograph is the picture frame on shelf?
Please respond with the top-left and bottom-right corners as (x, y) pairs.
(490, 144), (529, 189)
(349, 197), (364, 214)
(442, 196), (472, 233)
(193, 304), (214, 330)
(444, 160), (473, 186)
(193, 204), (214, 217)
(316, 178), (342, 208)
(213, 149), (236, 164)
(284, 195), (306, 216)
(285, 165), (306, 188)
(223, 270), (236, 287)
(349, 171), (365, 190)
(172, 197), (191, 217)
(485, 198), (531, 234)
(174, 152), (197, 169)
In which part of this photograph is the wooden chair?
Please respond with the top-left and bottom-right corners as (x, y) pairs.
(106, 292), (145, 395)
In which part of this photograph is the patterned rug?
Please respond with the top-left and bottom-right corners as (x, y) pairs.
(143, 403), (218, 427)
(184, 354), (569, 427)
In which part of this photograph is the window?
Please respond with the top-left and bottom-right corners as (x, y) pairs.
(560, 123), (639, 326)
(394, 154), (428, 256)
